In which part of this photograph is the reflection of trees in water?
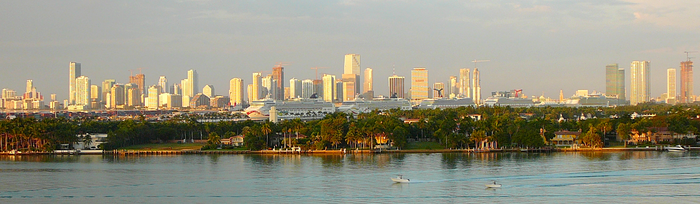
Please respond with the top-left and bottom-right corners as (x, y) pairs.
(347, 154), (393, 168)
(207, 154), (220, 164)
(617, 151), (659, 160)
(1, 155), (82, 163)
(578, 152), (613, 161)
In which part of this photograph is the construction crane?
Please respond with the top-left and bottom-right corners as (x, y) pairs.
(310, 67), (328, 80)
(274, 61), (290, 68)
(685, 51), (697, 61)
(128, 68), (146, 77)
(472, 59), (490, 69)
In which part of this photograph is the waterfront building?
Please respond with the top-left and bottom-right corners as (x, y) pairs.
(158, 76), (168, 94)
(411, 67), (429, 101)
(364, 68), (373, 98)
(68, 62), (81, 105)
(668, 68), (677, 104)
(388, 75), (405, 98)
(229, 78), (244, 106)
(680, 60), (693, 103)
(459, 68), (470, 98)
(630, 61), (650, 105)
(272, 66), (284, 100)
(203, 85), (214, 98)
(322, 74), (336, 102)
(289, 78), (302, 99)
(605, 63), (625, 102)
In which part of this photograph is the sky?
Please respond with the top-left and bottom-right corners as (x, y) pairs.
(1, 0), (700, 102)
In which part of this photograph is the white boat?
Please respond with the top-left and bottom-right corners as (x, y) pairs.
(485, 181), (501, 188)
(390, 175), (410, 183)
(244, 98), (335, 120)
(665, 145), (688, 152)
(338, 97), (412, 115)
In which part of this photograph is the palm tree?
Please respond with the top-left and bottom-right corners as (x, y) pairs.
(261, 122), (272, 148)
(82, 134), (93, 150)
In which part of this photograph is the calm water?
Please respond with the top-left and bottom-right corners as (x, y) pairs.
(1, 151), (700, 203)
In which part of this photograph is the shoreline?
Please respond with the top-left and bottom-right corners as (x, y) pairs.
(1, 146), (696, 156)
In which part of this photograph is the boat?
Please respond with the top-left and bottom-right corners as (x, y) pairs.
(665, 145), (688, 152)
(485, 181), (501, 188)
(390, 175), (410, 183)
(244, 98), (335, 120)
(337, 97), (412, 115)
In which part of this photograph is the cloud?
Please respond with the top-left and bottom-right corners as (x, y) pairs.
(189, 10), (310, 22)
(627, 0), (700, 28)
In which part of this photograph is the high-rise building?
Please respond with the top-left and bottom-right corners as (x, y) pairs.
(364, 68), (373, 98)
(75, 76), (91, 107)
(69, 62), (81, 105)
(680, 60), (693, 103)
(101, 79), (115, 104)
(272, 66), (284, 100)
(605, 64), (625, 100)
(26, 80), (33, 94)
(229, 78), (244, 106)
(181, 70), (198, 98)
(126, 86), (141, 107)
(342, 74), (357, 101)
(158, 76), (168, 94)
(630, 61), (651, 105)
(302, 79), (314, 99)
(388, 75), (405, 98)
(247, 84), (253, 103)
(262, 75), (274, 99)
(147, 85), (161, 110)
(252, 72), (262, 101)
(667, 68), (677, 104)
(313, 79), (323, 98)
(459, 68), (470, 98)
(433, 82), (445, 98)
(473, 68), (481, 104)
(203, 85), (214, 98)
(323, 74), (336, 102)
(90, 85), (101, 102)
(129, 73), (145, 99)
(449, 76), (458, 98)
(289, 78), (302, 99)
(335, 79), (343, 102)
(344, 54), (361, 94)
(411, 67), (429, 101)
(110, 84), (125, 109)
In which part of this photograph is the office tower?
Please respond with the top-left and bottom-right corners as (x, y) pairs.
(126, 86), (141, 107)
(289, 78), (302, 99)
(335, 79), (343, 102)
(364, 68), (373, 98)
(75, 76), (91, 107)
(667, 68), (677, 104)
(433, 82), (445, 99)
(101, 79), (115, 104)
(147, 85), (161, 110)
(411, 67), (429, 100)
(172, 83), (181, 95)
(680, 60), (693, 103)
(129, 73), (145, 98)
(473, 68), (481, 104)
(180, 79), (190, 97)
(284, 87), (290, 100)
(449, 76), (458, 98)
(188, 70), (198, 96)
(69, 62), (81, 105)
(272, 66), (284, 100)
(313, 80), (323, 98)
(90, 85), (101, 102)
(203, 85), (214, 97)
(50, 94), (56, 101)
(229, 78), (244, 106)
(605, 64), (625, 100)
(26, 80), (33, 93)
(630, 61), (651, 105)
(323, 74), (336, 102)
(302, 79), (314, 99)
(252, 72), (262, 101)
(262, 75), (273, 99)
(388, 75), (405, 98)
(344, 54), (361, 94)
(158, 76), (168, 94)
(247, 84), (253, 103)
(459, 68), (470, 98)
(342, 74), (357, 101)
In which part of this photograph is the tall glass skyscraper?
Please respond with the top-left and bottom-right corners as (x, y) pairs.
(605, 63), (625, 102)
(410, 67), (428, 100)
(630, 61), (650, 105)
(680, 60), (693, 103)
(69, 62), (81, 105)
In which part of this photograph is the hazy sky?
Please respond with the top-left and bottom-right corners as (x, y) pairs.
(2, 0), (699, 102)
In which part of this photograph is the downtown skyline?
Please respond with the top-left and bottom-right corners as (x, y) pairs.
(1, 1), (699, 103)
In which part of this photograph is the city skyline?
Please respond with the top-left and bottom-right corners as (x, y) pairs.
(1, 1), (700, 103)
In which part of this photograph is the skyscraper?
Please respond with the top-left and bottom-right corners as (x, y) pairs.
(187, 70), (198, 97)
(26, 80), (33, 94)
(605, 64), (626, 101)
(344, 54), (361, 94)
(203, 85), (214, 98)
(229, 78), (244, 106)
(680, 60), (693, 103)
(247, 84), (253, 103)
(335, 79), (343, 102)
(147, 85), (161, 110)
(667, 68), (677, 104)
(272, 66), (284, 100)
(459, 68), (470, 98)
(90, 85), (101, 102)
(129, 73), (145, 99)
(433, 82), (445, 98)
(449, 76), (458, 98)
(75, 76), (91, 107)
(69, 62), (81, 105)
(289, 78), (302, 99)
(101, 79), (115, 104)
(630, 61), (650, 105)
(302, 79), (314, 99)
(252, 72), (262, 101)
(342, 74), (357, 101)
(411, 67), (428, 101)
(158, 76), (168, 94)
(473, 68), (481, 104)
(388, 75), (405, 98)
(323, 74), (336, 102)
(364, 68), (373, 98)
(313, 79), (323, 98)
(110, 84), (125, 109)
